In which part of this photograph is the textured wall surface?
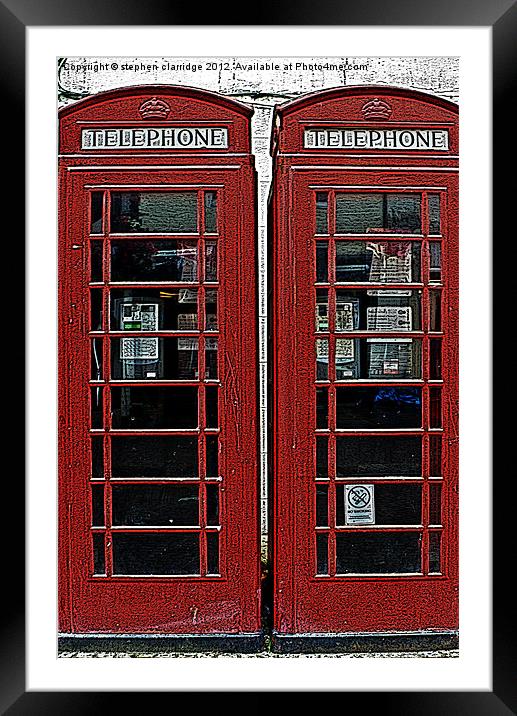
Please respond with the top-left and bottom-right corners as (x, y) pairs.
(58, 56), (459, 546)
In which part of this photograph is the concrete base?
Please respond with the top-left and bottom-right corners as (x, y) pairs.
(271, 630), (459, 654)
(58, 632), (265, 654)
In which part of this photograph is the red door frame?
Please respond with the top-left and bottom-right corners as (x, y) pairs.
(270, 86), (459, 637)
(58, 87), (260, 636)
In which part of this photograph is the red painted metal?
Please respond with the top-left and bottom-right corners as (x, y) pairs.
(270, 86), (459, 634)
(58, 86), (260, 634)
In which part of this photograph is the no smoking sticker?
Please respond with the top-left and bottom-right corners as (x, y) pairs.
(345, 484), (375, 525)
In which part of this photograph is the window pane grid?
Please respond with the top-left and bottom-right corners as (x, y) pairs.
(89, 188), (222, 579)
(313, 189), (447, 578)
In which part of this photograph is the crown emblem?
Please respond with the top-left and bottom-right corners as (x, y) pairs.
(139, 97), (171, 120)
(361, 97), (392, 121)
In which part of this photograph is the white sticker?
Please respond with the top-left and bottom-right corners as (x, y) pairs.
(383, 360), (400, 374)
(120, 337), (159, 360)
(345, 484), (375, 525)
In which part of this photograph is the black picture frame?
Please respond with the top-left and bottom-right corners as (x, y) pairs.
(5, 1), (509, 710)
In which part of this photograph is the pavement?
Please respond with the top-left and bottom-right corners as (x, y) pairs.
(60, 649), (459, 658)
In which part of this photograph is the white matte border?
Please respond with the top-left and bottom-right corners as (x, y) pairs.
(27, 26), (491, 691)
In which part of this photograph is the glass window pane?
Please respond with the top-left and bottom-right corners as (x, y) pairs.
(112, 533), (200, 575)
(110, 289), (198, 331)
(92, 534), (105, 575)
(335, 338), (358, 379)
(91, 437), (104, 478)
(206, 435), (218, 477)
(206, 386), (218, 428)
(204, 191), (217, 233)
(205, 337), (218, 379)
(336, 295), (360, 332)
(206, 533), (219, 575)
(316, 192), (328, 234)
(336, 193), (382, 234)
(316, 533), (328, 574)
(111, 337), (199, 380)
(91, 338), (103, 381)
(205, 289), (218, 330)
(336, 289), (422, 332)
(429, 291), (442, 332)
(316, 485), (329, 526)
(90, 192), (104, 234)
(90, 289), (104, 331)
(316, 436), (328, 478)
(336, 193), (421, 234)
(110, 240), (198, 282)
(111, 436), (198, 478)
(366, 339), (421, 379)
(429, 484), (442, 525)
(429, 435), (442, 477)
(90, 241), (103, 282)
(112, 485), (199, 526)
(430, 339), (442, 380)
(91, 485), (104, 527)
(336, 436), (422, 477)
(175, 335), (197, 381)
(316, 388), (328, 428)
(336, 338), (422, 380)
(386, 195), (421, 234)
(110, 191), (198, 233)
(430, 387), (442, 428)
(336, 484), (422, 526)
(206, 485), (219, 526)
(336, 387), (422, 429)
(336, 533), (422, 574)
(316, 339), (329, 380)
(315, 289), (329, 331)
(205, 241), (218, 281)
(336, 242), (421, 283)
(428, 194), (441, 235)
(429, 242), (442, 283)
(316, 241), (328, 282)
(91, 387), (103, 428)
(429, 532), (442, 573)
(111, 386), (198, 429)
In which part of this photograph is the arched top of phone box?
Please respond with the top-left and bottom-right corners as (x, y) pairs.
(271, 85), (459, 157)
(59, 84), (254, 155)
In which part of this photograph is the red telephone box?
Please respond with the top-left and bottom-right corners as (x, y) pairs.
(270, 86), (458, 650)
(58, 86), (260, 647)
